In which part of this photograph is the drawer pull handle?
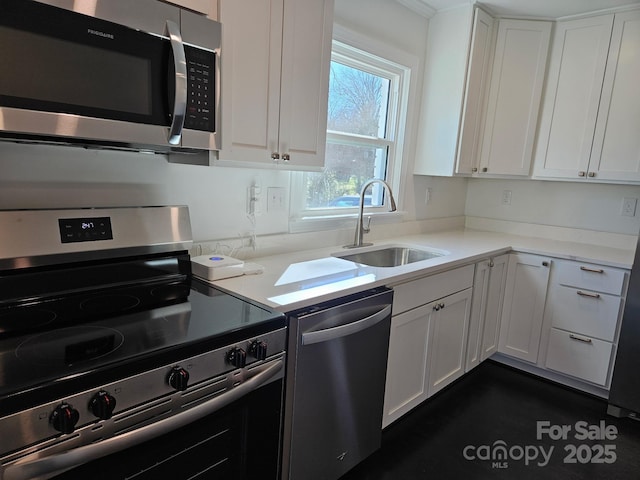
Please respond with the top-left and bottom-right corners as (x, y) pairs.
(580, 266), (604, 274)
(576, 290), (601, 299)
(569, 334), (593, 344)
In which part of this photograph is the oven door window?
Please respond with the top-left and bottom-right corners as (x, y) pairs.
(51, 380), (283, 480)
(0, 1), (170, 127)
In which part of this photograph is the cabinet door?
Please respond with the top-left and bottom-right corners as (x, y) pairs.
(466, 260), (491, 371)
(383, 304), (433, 428)
(427, 288), (472, 396)
(466, 255), (508, 371)
(414, 5), (476, 176)
(480, 19), (551, 176)
(480, 254), (508, 361)
(533, 15), (614, 180)
(278, 0), (334, 169)
(590, 10), (640, 182)
(498, 254), (551, 363)
(456, 8), (495, 175)
(218, 0), (283, 164)
(218, 0), (333, 168)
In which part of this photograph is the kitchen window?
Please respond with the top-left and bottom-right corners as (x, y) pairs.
(289, 28), (413, 232)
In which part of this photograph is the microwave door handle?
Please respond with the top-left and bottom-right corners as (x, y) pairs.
(1, 359), (283, 480)
(166, 20), (187, 145)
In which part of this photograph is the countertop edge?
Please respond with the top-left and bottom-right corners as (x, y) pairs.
(207, 229), (636, 312)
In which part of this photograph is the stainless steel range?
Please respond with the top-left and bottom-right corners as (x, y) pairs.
(0, 206), (286, 480)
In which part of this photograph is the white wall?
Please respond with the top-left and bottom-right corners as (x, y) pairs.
(412, 176), (468, 220)
(334, 0), (428, 58)
(0, 0), (446, 249)
(465, 178), (640, 235)
(333, 0), (470, 223)
(0, 142), (290, 242)
(2, 0), (636, 252)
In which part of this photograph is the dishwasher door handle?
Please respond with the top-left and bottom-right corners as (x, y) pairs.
(301, 305), (391, 346)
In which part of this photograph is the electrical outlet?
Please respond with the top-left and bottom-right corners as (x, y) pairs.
(621, 197), (637, 217)
(501, 190), (512, 206)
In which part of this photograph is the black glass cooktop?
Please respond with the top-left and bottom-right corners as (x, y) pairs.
(0, 278), (285, 416)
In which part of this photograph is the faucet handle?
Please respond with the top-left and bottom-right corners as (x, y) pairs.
(363, 216), (372, 234)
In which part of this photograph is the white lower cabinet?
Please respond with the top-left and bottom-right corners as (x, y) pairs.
(495, 255), (629, 392)
(383, 265), (474, 428)
(384, 254), (629, 427)
(498, 253), (551, 363)
(383, 302), (434, 427)
(466, 254), (509, 371)
(427, 288), (473, 396)
(545, 329), (614, 386)
(542, 259), (628, 387)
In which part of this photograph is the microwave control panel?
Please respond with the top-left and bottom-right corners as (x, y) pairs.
(184, 45), (215, 132)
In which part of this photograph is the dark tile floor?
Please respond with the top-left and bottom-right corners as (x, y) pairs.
(342, 360), (640, 480)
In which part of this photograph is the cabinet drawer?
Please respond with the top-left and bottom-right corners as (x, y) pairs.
(551, 286), (622, 341)
(392, 265), (474, 315)
(555, 260), (627, 295)
(545, 328), (613, 386)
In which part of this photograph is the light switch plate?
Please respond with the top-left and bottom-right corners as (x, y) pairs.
(621, 197), (637, 217)
(267, 187), (286, 212)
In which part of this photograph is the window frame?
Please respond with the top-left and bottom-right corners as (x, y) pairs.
(289, 24), (415, 233)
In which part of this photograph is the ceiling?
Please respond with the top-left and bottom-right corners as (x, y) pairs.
(413, 0), (640, 18)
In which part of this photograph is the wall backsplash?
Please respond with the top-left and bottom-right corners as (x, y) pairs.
(0, 142), (290, 242)
(2, 140), (638, 255)
(465, 177), (640, 236)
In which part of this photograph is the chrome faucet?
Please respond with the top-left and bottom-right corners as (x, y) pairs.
(344, 179), (397, 249)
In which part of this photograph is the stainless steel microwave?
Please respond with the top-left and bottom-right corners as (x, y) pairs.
(0, 0), (221, 154)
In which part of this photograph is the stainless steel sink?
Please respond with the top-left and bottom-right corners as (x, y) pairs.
(334, 245), (446, 268)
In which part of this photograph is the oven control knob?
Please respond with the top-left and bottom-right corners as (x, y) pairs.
(249, 340), (268, 361)
(168, 366), (190, 391)
(50, 402), (80, 434)
(89, 391), (117, 420)
(226, 347), (247, 368)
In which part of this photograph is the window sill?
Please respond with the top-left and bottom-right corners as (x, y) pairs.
(289, 210), (406, 234)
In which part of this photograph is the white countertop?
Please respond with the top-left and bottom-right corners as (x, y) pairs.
(205, 229), (636, 312)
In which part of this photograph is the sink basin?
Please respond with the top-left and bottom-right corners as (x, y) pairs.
(334, 245), (446, 268)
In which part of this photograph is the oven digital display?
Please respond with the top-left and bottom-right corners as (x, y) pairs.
(59, 217), (113, 243)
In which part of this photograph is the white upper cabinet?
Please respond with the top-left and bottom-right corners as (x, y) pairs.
(479, 19), (551, 176)
(414, 10), (551, 178)
(534, 10), (640, 183)
(414, 6), (495, 176)
(533, 15), (614, 180)
(217, 0), (333, 169)
(591, 10), (640, 182)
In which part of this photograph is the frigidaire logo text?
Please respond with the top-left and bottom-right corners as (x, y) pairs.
(87, 29), (114, 39)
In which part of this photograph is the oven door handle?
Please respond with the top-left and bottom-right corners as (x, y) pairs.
(1, 359), (283, 480)
(166, 20), (187, 145)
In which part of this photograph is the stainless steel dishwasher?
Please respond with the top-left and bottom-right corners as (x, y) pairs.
(282, 287), (393, 480)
